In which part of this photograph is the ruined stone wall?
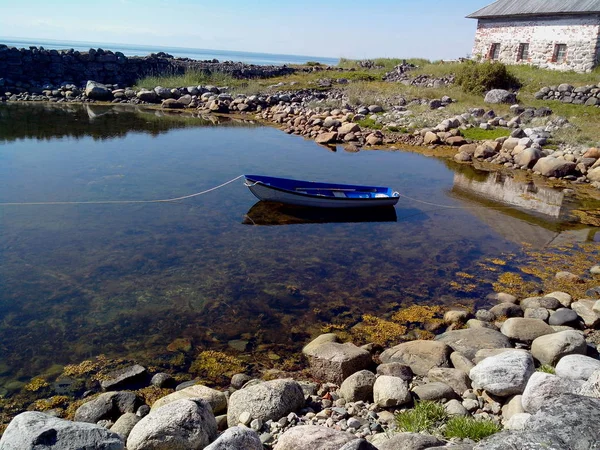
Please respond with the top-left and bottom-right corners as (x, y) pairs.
(472, 15), (600, 72)
(0, 45), (295, 89)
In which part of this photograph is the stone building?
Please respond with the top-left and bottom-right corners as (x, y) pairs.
(467, 0), (600, 72)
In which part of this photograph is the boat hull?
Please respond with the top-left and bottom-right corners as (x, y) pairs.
(245, 175), (400, 208)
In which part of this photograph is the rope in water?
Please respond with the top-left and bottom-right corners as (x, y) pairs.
(396, 191), (529, 210)
(0, 175), (245, 206)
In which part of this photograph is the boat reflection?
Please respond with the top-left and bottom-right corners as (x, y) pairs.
(242, 201), (405, 225)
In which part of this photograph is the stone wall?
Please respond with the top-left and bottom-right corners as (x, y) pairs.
(472, 15), (600, 72)
(534, 82), (600, 106)
(0, 45), (296, 89)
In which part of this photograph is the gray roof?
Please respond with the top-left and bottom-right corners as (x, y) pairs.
(467, 0), (600, 18)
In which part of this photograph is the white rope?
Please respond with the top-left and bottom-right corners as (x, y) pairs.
(396, 191), (528, 210)
(0, 175), (245, 206)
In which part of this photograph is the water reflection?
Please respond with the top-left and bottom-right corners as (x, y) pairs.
(242, 202), (402, 225)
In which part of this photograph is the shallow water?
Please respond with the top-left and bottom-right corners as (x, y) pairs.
(0, 103), (594, 392)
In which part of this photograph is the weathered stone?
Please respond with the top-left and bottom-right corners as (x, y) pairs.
(474, 348), (516, 364)
(151, 384), (228, 415)
(500, 318), (554, 342)
(578, 368), (600, 397)
(555, 354), (600, 380)
(489, 302), (523, 318)
(530, 330), (587, 365)
(162, 98), (185, 109)
(435, 328), (511, 361)
(485, 89), (517, 104)
(136, 89), (158, 102)
(423, 131), (441, 145)
(524, 308), (549, 321)
(571, 299), (600, 327)
(304, 342), (371, 384)
(444, 309), (470, 324)
(412, 382), (457, 401)
(376, 363), (413, 381)
(514, 147), (542, 168)
(127, 399), (217, 450)
(533, 157), (576, 177)
(450, 352), (475, 374)
(546, 291), (572, 308)
(446, 136), (467, 146)
(427, 367), (471, 395)
(445, 399), (469, 416)
(501, 395), (524, 421)
(339, 370), (376, 402)
(302, 333), (338, 354)
(521, 372), (581, 413)
(0, 412), (124, 450)
(369, 432), (443, 450)
(227, 379), (304, 427)
(379, 340), (451, 376)
(315, 132), (338, 145)
(101, 364), (147, 391)
(110, 413), (140, 440)
(338, 122), (360, 134)
(273, 425), (357, 450)
(204, 426), (262, 450)
(85, 80), (113, 100)
(373, 375), (412, 407)
(469, 350), (534, 396)
(548, 308), (578, 326)
(504, 413), (531, 430)
(74, 391), (139, 423)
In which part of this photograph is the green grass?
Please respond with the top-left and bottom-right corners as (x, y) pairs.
(135, 69), (238, 90)
(537, 364), (556, 374)
(395, 400), (448, 433)
(461, 127), (511, 141)
(443, 417), (501, 442)
(356, 118), (384, 130)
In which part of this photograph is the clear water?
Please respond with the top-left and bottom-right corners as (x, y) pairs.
(0, 103), (591, 392)
(0, 37), (339, 66)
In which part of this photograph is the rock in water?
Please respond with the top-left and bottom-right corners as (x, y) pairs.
(85, 80), (113, 101)
(226, 378), (304, 427)
(127, 398), (217, 450)
(0, 411), (124, 450)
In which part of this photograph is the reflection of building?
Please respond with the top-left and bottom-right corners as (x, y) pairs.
(451, 172), (577, 249)
(453, 172), (565, 218)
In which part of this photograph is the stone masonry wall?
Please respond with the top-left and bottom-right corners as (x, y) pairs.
(0, 45), (295, 89)
(472, 15), (600, 72)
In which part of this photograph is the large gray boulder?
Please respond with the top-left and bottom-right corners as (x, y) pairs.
(339, 370), (376, 402)
(435, 328), (511, 360)
(101, 364), (147, 391)
(427, 367), (471, 395)
(74, 391), (140, 423)
(373, 375), (412, 407)
(379, 340), (451, 376)
(370, 431), (443, 449)
(137, 90), (159, 103)
(555, 354), (600, 380)
(302, 333), (338, 354)
(304, 342), (371, 384)
(500, 318), (554, 343)
(227, 378), (304, 427)
(127, 398), (217, 450)
(521, 372), (581, 413)
(484, 89), (517, 104)
(578, 368), (600, 397)
(412, 382), (457, 402)
(110, 412), (140, 440)
(469, 350), (534, 396)
(151, 384), (228, 414)
(0, 411), (124, 450)
(514, 147), (542, 168)
(571, 299), (600, 327)
(530, 330), (587, 365)
(532, 157), (576, 178)
(273, 425), (358, 450)
(85, 80), (113, 101)
(204, 426), (262, 450)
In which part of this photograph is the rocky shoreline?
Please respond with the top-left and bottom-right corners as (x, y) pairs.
(2, 264), (600, 449)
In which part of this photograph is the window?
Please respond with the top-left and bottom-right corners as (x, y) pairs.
(489, 43), (501, 60)
(553, 44), (567, 62)
(517, 43), (529, 61)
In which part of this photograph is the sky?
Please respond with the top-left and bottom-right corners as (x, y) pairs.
(0, 0), (492, 60)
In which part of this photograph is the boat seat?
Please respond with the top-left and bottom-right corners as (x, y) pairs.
(333, 191), (347, 198)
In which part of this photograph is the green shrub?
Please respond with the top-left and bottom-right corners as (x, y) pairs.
(395, 400), (448, 433)
(443, 417), (501, 441)
(455, 61), (521, 95)
(537, 364), (556, 374)
(305, 61), (322, 66)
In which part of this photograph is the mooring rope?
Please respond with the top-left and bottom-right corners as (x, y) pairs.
(0, 175), (245, 206)
(396, 191), (530, 210)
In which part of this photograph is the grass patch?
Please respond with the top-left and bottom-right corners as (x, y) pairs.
(443, 417), (501, 442)
(395, 400), (448, 433)
(356, 118), (383, 130)
(461, 127), (511, 141)
(537, 364), (556, 374)
(135, 69), (238, 90)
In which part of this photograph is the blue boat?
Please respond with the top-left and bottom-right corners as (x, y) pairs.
(244, 175), (400, 208)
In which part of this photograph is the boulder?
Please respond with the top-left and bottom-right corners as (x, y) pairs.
(546, 291), (572, 308)
(588, 167), (600, 182)
(315, 132), (338, 145)
(127, 399), (217, 450)
(469, 350), (534, 396)
(521, 372), (581, 413)
(304, 342), (371, 384)
(74, 391), (139, 423)
(379, 340), (451, 376)
(500, 318), (554, 342)
(489, 302), (523, 318)
(85, 80), (113, 101)
(101, 364), (147, 391)
(555, 354), (600, 380)
(504, 413), (531, 430)
(369, 432), (443, 450)
(204, 426), (262, 450)
(474, 348), (516, 364)
(339, 370), (376, 402)
(474, 142), (499, 159)
(373, 375), (412, 407)
(110, 413), (140, 440)
(227, 378), (304, 427)
(485, 89), (517, 104)
(151, 384), (228, 414)
(450, 352), (475, 374)
(571, 299), (600, 327)
(532, 157), (576, 177)
(302, 333), (338, 354)
(338, 122), (360, 134)
(162, 98), (185, 109)
(446, 136), (467, 146)
(579, 368), (600, 397)
(435, 328), (511, 361)
(514, 147), (542, 168)
(376, 363), (413, 381)
(412, 382), (457, 401)
(427, 368), (471, 395)
(0, 411), (124, 450)
(423, 131), (440, 145)
(548, 308), (578, 326)
(273, 425), (358, 450)
(530, 330), (587, 365)
(501, 394), (525, 421)
(136, 90), (158, 103)
(366, 133), (383, 146)
(154, 86), (172, 99)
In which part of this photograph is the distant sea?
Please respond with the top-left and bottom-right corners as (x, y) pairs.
(0, 37), (340, 67)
